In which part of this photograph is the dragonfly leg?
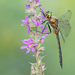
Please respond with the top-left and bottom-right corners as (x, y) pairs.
(33, 29), (51, 34)
(33, 23), (51, 34)
(41, 23), (51, 34)
(48, 23), (51, 33)
(42, 23), (49, 33)
(39, 7), (45, 16)
(41, 20), (47, 24)
(33, 29), (42, 33)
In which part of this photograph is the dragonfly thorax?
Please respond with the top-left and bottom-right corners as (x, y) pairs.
(49, 18), (59, 35)
(50, 18), (58, 27)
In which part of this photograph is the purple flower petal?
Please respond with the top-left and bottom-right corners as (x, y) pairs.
(25, 16), (28, 20)
(20, 38), (36, 53)
(23, 39), (30, 41)
(41, 27), (47, 32)
(31, 48), (35, 52)
(32, 44), (38, 47)
(40, 34), (48, 43)
(27, 30), (30, 33)
(44, 27), (48, 31)
(42, 15), (45, 19)
(39, 19), (44, 23)
(26, 25), (30, 29)
(42, 7), (44, 12)
(20, 46), (28, 49)
(41, 39), (44, 43)
(22, 40), (29, 45)
(41, 26), (50, 33)
(26, 4), (30, 9)
(21, 16), (30, 27)
(28, 14), (34, 18)
(33, 20), (38, 26)
(39, 4), (41, 7)
(33, 19), (44, 28)
(41, 7), (45, 19)
(25, 16), (29, 24)
(26, 25), (30, 33)
(39, 25), (43, 29)
(42, 34), (48, 39)
(29, 38), (33, 44)
(26, 48), (30, 54)
(36, 0), (39, 3)
(22, 20), (27, 24)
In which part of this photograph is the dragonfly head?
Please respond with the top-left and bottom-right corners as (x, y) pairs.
(45, 11), (52, 18)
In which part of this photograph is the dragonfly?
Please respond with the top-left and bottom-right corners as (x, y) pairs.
(35, 8), (72, 68)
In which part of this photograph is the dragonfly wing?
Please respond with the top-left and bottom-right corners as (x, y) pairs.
(58, 10), (72, 21)
(59, 28), (65, 43)
(58, 10), (72, 38)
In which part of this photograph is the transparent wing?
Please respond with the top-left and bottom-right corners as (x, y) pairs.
(59, 28), (65, 43)
(58, 10), (72, 38)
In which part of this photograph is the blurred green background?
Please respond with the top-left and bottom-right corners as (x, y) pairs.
(0, 0), (75, 75)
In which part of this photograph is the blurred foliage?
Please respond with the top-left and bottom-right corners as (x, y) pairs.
(0, 0), (75, 75)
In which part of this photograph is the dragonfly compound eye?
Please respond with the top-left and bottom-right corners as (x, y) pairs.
(45, 11), (52, 18)
(45, 13), (50, 18)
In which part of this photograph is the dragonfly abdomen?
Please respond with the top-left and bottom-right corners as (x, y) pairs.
(56, 35), (62, 68)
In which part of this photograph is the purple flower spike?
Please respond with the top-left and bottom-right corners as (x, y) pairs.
(20, 38), (38, 54)
(26, 4), (30, 9)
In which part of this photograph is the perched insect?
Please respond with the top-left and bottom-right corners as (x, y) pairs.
(35, 8), (72, 68)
